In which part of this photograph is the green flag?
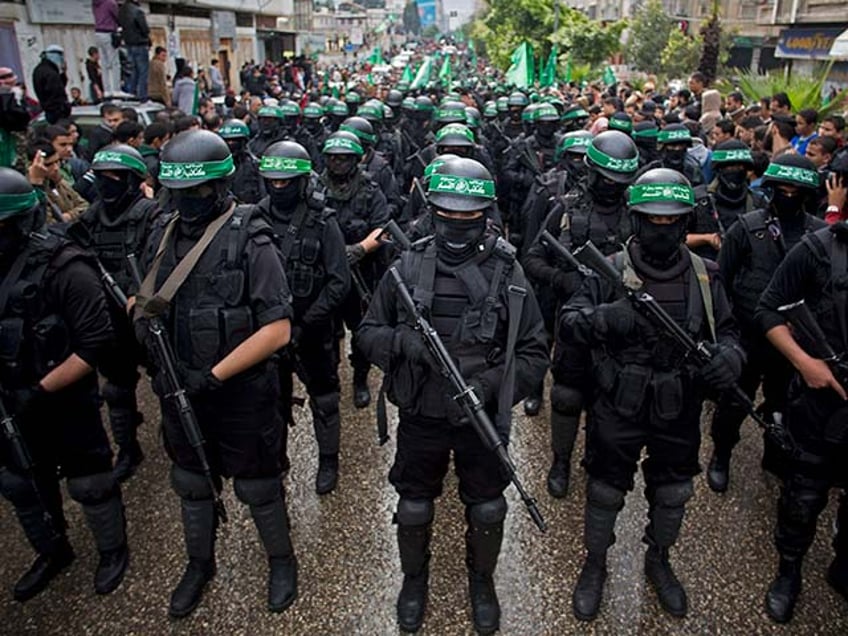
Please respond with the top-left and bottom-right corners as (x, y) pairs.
(505, 42), (534, 89)
(438, 56), (452, 87)
(603, 65), (616, 86)
(410, 56), (433, 90)
(539, 47), (558, 88)
(401, 64), (414, 84)
(469, 40), (477, 66)
(564, 57), (572, 83)
(368, 47), (382, 65)
(191, 81), (200, 116)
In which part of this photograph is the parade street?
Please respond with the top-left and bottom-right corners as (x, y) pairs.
(1, 364), (846, 635)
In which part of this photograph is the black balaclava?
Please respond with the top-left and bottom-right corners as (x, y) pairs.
(432, 209), (487, 265)
(259, 117), (280, 138)
(173, 181), (230, 236)
(562, 153), (587, 182)
(536, 121), (558, 143)
(588, 168), (629, 206)
(715, 166), (748, 204)
(268, 177), (303, 215)
(770, 186), (808, 220)
(662, 146), (687, 172)
(96, 172), (134, 216)
(304, 120), (323, 135)
(0, 211), (32, 260)
(226, 138), (247, 157)
(326, 154), (358, 182)
(634, 214), (688, 266)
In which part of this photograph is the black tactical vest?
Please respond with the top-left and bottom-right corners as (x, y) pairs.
(0, 231), (86, 387)
(231, 153), (264, 205)
(320, 172), (379, 244)
(563, 187), (632, 255)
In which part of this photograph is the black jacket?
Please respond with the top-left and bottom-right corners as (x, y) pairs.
(118, 1), (150, 46)
(32, 59), (70, 119)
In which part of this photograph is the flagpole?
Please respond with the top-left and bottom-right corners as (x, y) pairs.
(554, 0), (559, 32)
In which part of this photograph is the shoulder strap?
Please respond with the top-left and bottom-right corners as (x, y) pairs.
(0, 245), (33, 316)
(413, 242), (437, 314)
(496, 267), (527, 435)
(688, 250), (716, 342)
(138, 204), (236, 318)
(277, 203), (309, 263)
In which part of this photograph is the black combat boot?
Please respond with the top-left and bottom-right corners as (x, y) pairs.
(353, 369), (371, 409)
(572, 479), (624, 621)
(523, 396), (541, 416)
(241, 481), (298, 612)
(13, 538), (75, 602)
(315, 454), (339, 495)
(465, 501), (505, 635)
(397, 522), (431, 632)
(547, 410), (579, 499)
(110, 409), (144, 483)
(80, 493), (129, 594)
(644, 481), (693, 617)
(765, 557), (802, 623)
(706, 448), (730, 493)
(169, 498), (217, 618)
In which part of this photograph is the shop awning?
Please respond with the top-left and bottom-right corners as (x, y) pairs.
(830, 28), (848, 59)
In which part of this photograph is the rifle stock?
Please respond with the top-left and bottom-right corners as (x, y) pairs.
(389, 267), (546, 532)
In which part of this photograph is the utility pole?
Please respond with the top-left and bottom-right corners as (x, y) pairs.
(554, 0), (559, 32)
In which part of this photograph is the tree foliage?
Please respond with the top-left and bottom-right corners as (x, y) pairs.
(553, 11), (626, 69)
(660, 30), (701, 80)
(625, 0), (674, 76)
(699, 10), (721, 84)
(402, 1), (421, 36)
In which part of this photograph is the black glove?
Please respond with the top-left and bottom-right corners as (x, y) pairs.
(346, 243), (366, 265)
(179, 365), (224, 396)
(593, 298), (638, 340)
(289, 325), (303, 347)
(394, 324), (436, 370)
(700, 342), (744, 391)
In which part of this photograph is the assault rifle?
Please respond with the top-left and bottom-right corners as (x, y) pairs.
(390, 267), (547, 532)
(65, 222), (130, 309)
(569, 240), (795, 455)
(779, 299), (848, 390)
(0, 391), (60, 539)
(127, 254), (228, 523)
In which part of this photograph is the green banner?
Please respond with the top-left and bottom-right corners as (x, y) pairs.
(505, 42), (534, 89)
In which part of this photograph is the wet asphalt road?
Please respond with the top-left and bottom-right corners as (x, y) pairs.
(1, 358), (847, 635)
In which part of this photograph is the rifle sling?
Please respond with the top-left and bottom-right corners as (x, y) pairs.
(138, 204), (236, 318)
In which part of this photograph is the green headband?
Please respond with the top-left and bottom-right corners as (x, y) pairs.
(423, 159), (445, 179)
(218, 122), (250, 138)
(587, 144), (639, 173)
(280, 103), (301, 116)
(258, 106), (284, 118)
(657, 128), (691, 143)
(429, 174), (495, 198)
(0, 191), (39, 218)
(259, 156), (312, 175)
(303, 105), (324, 117)
(322, 136), (364, 155)
(436, 124), (474, 143)
(158, 156), (235, 181)
(93, 150), (148, 175)
(609, 117), (632, 133)
(764, 162), (820, 187)
(357, 105), (383, 120)
(340, 124), (377, 144)
(632, 127), (659, 140)
(628, 183), (695, 207)
(563, 108), (588, 121)
(436, 108), (465, 121)
(560, 136), (592, 151)
(712, 148), (753, 164)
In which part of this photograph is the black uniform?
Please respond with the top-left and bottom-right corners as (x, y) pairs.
(756, 224), (848, 618)
(710, 208), (825, 472)
(0, 228), (126, 598)
(318, 168), (389, 388)
(257, 191), (350, 473)
(230, 150), (266, 204)
(502, 134), (559, 242)
(364, 150), (401, 221)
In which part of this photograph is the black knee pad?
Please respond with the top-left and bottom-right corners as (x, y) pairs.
(233, 477), (282, 506)
(468, 496), (507, 526)
(67, 471), (118, 505)
(587, 478), (626, 512)
(653, 480), (694, 508)
(782, 485), (828, 529)
(170, 465), (213, 501)
(396, 497), (434, 526)
(101, 382), (136, 409)
(0, 467), (37, 507)
(310, 392), (340, 418)
(550, 383), (582, 415)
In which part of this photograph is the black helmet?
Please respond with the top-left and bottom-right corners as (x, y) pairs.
(761, 153), (820, 191)
(427, 156), (496, 213)
(535, 103), (560, 123)
(386, 89), (404, 108)
(159, 130), (234, 189)
(555, 130), (593, 161)
(507, 91), (529, 108)
(257, 105), (285, 120)
(627, 168), (695, 217)
(322, 130), (365, 157)
(91, 143), (148, 178)
(608, 112), (633, 134)
(303, 103), (324, 120)
(435, 123), (475, 149)
(435, 101), (467, 125)
(357, 100), (384, 123)
(0, 167), (40, 222)
(259, 141), (313, 179)
(465, 106), (481, 129)
(585, 130), (640, 183)
(411, 95), (435, 120)
(345, 91), (362, 107)
(279, 99), (302, 119)
(340, 116), (377, 147)
(632, 121), (659, 142)
(710, 139), (754, 169)
(657, 123), (692, 146)
(218, 119), (251, 139)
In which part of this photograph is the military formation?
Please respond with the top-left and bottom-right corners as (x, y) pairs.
(1, 43), (848, 635)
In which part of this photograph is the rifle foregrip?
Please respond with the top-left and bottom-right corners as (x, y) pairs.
(574, 242), (621, 285)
